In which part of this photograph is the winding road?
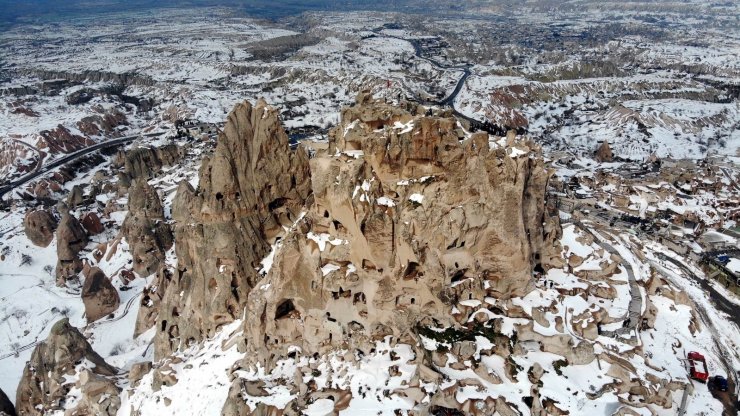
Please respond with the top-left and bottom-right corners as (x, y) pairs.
(655, 253), (740, 328)
(369, 28), (472, 113)
(0, 131), (165, 199)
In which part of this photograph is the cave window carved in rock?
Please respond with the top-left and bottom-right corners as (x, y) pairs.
(275, 299), (296, 320)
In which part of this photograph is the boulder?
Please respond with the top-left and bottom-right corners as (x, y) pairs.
(82, 267), (120, 322)
(23, 209), (57, 247)
(67, 184), (84, 208)
(71, 370), (121, 415)
(81, 212), (104, 235)
(595, 141), (613, 163)
(128, 361), (153, 387)
(15, 319), (116, 415)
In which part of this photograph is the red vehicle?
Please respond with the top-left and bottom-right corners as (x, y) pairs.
(687, 351), (709, 383)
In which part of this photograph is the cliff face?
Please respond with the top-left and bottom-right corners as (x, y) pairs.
(153, 99), (311, 358)
(238, 94), (562, 369)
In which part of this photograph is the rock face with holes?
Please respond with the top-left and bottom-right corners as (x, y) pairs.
(15, 319), (117, 416)
(55, 203), (89, 285)
(153, 99), (311, 358)
(121, 179), (173, 276)
(239, 94), (562, 370)
(23, 208), (57, 247)
(81, 267), (120, 322)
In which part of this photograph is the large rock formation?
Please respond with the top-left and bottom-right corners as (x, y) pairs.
(121, 179), (173, 276)
(23, 209), (57, 247)
(115, 144), (181, 182)
(15, 319), (117, 415)
(0, 388), (14, 416)
(55, 204), (89, 285)
(239, 94), (562, 370)
(82, 267), (120, 322)
(153, 99), (311, 358)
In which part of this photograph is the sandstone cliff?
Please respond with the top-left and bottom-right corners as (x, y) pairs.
(153, 99), (311, 358)
(238, 94), (562, 370)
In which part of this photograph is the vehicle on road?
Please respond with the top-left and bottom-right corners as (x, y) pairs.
(687, 351), (709, 383)
(710, 375), (728, 391)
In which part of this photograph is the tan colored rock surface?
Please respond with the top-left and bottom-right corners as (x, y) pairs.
(80, 211), (104, 235)
(82, 267), (120, 322)
(55, 204), (88, 284)
(595, 140), (613, 163)
(240, 94), (562, 370)
(23, 209), (57, 247)
(128, 361), (152, 387)
(15, 319), (116, 415)
(71, 370), (121, 415)
(67, 184), (84, 208)
(121, 179), (173, 276)
(134, 266), (172, 337)
(153, 99), (311, 358)
(115, 143), (181, 182)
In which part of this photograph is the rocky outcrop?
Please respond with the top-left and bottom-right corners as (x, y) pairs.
(39, 125), (94, 154)
(134, 266), (172, 337)
(239, 94), (562, 370)
(82, 267), (120, 322)
(76, 106), (128, 137)
(153, 99), (311, 358)
(0, 388), (14, 416)
(595, 140), (614, 163)
(115, 144), (181, 182)
(15, 319), (117, 415)
(81, 212), (104, 235)
(121, 179), (172, 276)
(67, 184), (84, 208)
(55, 204), (89, 285)
(23, 209), (57, 247)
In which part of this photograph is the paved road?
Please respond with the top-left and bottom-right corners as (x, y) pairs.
(0, 131), (165, 198)
(650, 258), (740, 416)
(656, 253), (740, 328)
(369, 29), (472, 111)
